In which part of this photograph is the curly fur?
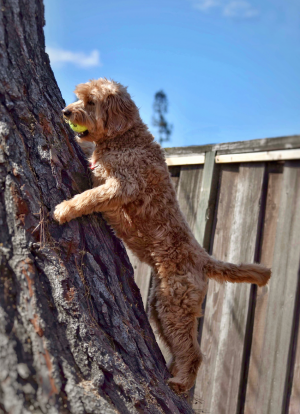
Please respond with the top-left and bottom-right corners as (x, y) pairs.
(54, 78), (271, 394)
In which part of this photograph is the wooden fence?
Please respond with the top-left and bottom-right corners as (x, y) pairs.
(126, 135), (300, 414)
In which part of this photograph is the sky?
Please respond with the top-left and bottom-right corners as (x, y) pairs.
(44, 0), (300, 148)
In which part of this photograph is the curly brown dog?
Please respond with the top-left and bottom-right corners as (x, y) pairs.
(54, 78), (271, 394)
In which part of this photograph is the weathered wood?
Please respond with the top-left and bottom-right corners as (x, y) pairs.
(0, 1), (194, 413)
(176, 165), (204, 231)
(216, 136), (300, 155)
(194, 150), (219, 251)
(216, 149), (300, 163)
(164, 135), (300, 157)
(193, 163), (265, 413)
(166, 154), (205, 166)
(289, 308), (300, 414)
(193, 164), (240, 411)
(244, 163), (284, 414)
(126, 250), (152, 308)
(244, 161), (300, 414)
(188, 151), (219, 403)
(131, 147), (300, 412)
(168, 166), (181, 193)
(166, 148), (300, 166)
(165, 144), (214, 157)
(287, 268), (300, 414)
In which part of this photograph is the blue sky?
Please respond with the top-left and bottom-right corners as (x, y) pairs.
(44, 0), (300, 147)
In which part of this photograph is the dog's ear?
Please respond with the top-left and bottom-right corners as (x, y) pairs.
(103, 92), (137, 137)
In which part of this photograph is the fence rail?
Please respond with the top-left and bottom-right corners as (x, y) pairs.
(127, 135), (300, 414)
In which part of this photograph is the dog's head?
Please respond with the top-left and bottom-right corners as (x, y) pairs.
(62, 78), (139, 142)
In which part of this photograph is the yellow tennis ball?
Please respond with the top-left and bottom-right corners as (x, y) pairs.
(68, 121), (88, 133)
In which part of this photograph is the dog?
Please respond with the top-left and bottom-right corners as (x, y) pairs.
(53, 78), (271, 394)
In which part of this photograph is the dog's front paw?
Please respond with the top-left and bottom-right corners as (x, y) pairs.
(53, 200), (74, 224)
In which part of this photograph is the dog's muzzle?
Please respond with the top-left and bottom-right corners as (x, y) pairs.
(78, 130), (89, 138)
(62, 108), (72, 118)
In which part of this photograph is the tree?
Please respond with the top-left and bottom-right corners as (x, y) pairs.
(152, 91), (173, 145)
(0, 1), (192, 413)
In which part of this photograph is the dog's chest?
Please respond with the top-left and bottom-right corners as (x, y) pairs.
(91, 151), (117, 183)
(91, 161), (109, 186)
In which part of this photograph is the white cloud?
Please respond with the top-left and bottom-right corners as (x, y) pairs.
(46, 47), (102, 68)
(193, 0), (220, 11)
(191, 0), (259, 19)
(223, 1), (259, 19)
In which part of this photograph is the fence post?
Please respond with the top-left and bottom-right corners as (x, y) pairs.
(188, 151), (219, 403)
(194, 150), (219, 252)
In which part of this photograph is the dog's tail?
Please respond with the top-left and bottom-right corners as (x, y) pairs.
(204, 258), (271, 287)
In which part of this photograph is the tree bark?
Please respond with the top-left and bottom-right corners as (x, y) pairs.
(0, 1), (193, 413)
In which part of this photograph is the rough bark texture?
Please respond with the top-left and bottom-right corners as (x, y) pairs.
(0, 1), (193, 413)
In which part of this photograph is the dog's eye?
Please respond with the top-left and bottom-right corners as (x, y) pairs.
(87, 101), (95, 106)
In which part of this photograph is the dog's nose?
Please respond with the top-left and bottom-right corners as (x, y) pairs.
(62, 109), (72, 117)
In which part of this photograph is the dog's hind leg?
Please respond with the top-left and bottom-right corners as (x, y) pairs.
(148, 276), (172, 350)
(167, 317), (202, 394)
(155, 274), (207, 394)
(148, 277), (182, 378)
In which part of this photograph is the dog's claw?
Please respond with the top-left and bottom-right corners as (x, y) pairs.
(53, 201), (72, 224)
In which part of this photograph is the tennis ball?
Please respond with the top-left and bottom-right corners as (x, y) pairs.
(68, 121), (88, 133)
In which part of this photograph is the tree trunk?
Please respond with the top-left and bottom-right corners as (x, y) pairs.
(0, 1), (193, 413)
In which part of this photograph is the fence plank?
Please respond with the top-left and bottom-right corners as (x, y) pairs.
(290, 315), (300, 414)
(176, 165), (203, 230)
(193, 164), (239, 412)
(165, 135), (300, 157)
(127, 141), (300, 413)
(194, 151), (219, 251)
(168, 166), (181, 192)
(127, 249), (152, 308)
(244, 164), (284, 414)
(193, 163), (265, 414)
(216, 135), (300, 155)
(245, 161), (300, 414)
(216, 149), (300, 163)
(166, 154), (205, 166)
